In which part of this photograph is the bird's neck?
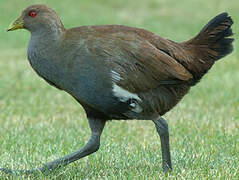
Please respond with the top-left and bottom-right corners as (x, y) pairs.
(28, 26), (65, 65)
(27, 27), (66, 86)
(30, 26), (64, 46)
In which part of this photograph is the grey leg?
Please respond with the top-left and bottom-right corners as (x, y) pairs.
(0, 117), (105, 174)
(39, 117), (105, 173)
(153, 117), (172, 172)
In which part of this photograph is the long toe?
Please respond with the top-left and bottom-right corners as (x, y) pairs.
(163, 165), (173, 173)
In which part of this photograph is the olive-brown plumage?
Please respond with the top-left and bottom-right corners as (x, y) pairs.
(3, 4), (233, 174)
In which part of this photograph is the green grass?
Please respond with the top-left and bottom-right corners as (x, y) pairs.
(0, 0), (238, 179)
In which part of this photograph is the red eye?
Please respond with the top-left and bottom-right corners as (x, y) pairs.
(29, 11), (37, 18)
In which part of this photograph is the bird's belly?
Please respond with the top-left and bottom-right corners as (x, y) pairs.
(28, 57), (128, 119)
(61, 69), (131, 119)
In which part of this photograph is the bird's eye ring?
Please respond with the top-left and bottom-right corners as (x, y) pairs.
(29, 11), (37, 18)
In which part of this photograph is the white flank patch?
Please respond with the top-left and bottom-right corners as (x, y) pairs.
(112, 84), (141, 102)
(111, 70), (122, 82)
(111, 73), (143, 113)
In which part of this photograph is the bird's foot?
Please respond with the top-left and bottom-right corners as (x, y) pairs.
(163, 164), (173, 174)
(0, 167), (45, 175)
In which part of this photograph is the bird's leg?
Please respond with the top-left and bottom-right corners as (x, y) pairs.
(153, 117), (172, 172)
(0, 117), (105, 175)
(38, 117), (105, 173)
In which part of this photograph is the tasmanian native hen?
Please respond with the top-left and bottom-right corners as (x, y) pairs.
(3, 4), (233, 174)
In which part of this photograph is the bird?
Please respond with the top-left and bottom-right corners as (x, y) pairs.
(3, 4), (233, 174)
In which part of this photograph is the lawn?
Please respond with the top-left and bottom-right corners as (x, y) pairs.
(0, 0), (238, 179)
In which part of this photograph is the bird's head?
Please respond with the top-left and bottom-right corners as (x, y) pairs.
(7, 4), (65, 33)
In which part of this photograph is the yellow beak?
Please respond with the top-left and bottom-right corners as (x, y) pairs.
(7, 16), (24, 31)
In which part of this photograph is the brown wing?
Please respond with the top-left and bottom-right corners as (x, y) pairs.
(106, 32), (193, 93)
(67, 25), (193, 93)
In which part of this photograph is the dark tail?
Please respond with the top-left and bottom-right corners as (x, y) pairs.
(180, 12), (234, 84)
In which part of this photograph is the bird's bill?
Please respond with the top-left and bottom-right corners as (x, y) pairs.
(7, 17), (24, 31)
